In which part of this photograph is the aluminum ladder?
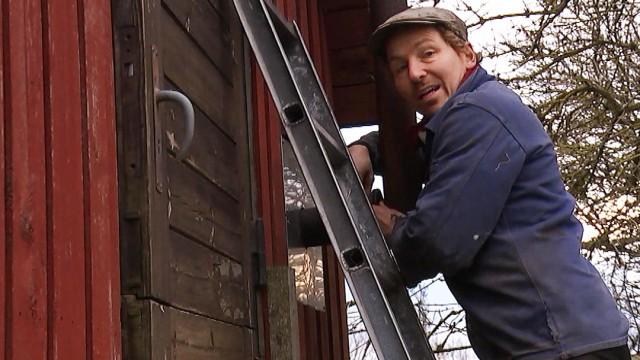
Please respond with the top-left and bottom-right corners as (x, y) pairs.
(232, 1), (436, 358)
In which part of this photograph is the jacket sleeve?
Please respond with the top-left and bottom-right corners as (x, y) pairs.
(348, 131), (384, 175)
(388, 104), (526, 286)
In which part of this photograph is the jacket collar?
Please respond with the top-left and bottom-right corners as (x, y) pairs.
(424, 66), (495, 133)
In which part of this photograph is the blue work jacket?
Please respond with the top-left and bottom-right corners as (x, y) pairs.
(361, 67), (629, 359)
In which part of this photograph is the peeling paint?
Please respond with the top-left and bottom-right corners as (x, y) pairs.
(209, 209), (216, 243)
(166, 130), (179, 151)
(220, 259), (231, 277)
(234, 308), (244, 320)
(231, 262), (242, 279)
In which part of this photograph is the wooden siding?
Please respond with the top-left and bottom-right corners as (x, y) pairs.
(324, 0), (378, 127)
(114, 0), (260, 358)
(1, 0), (121, 358)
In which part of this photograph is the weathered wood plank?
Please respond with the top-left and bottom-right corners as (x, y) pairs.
(159, 80), (241, 200)
(150, 300), (252, 360)
(166, 156), (244, 261)
(333, 83), (378, 127)
(153, 230), (250, 326)
(160, 6), (237, 140)
(325, 8), (371, 51)
(121, 295), (151, 359)
(162, 0), (234, 83)
(330, 46), (374, 87)
(6, 0), (48, 358)
(45, 0), (87, 357)
(267, 266), (301, 360)
(81, 0), (122, 357)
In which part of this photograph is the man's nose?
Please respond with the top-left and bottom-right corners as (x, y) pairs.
(407, 58), (425, 82)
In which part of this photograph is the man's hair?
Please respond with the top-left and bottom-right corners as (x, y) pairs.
(436, 25), (467, 51)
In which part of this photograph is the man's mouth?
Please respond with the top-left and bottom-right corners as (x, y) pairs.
(418, 85), (440, 100)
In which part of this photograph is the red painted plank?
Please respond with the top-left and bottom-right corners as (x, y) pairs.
(305, 305), (319, 360)
(6, 0), (48, 358)
(318, 310), (331, 360)
(266, 99), (287, 265)
(252, 65), (274, 266)
(0, 1), (5, 356)
(296, 0), (309, 46)
(297, 302), (307, 360)
(322, 248), (342, 359)
(318, 3), (334, 102)
(324, 8), (371, 51)
(43, 0), (87, 358)
(285, 0), (296, 21)
(79, 0), (121, 358)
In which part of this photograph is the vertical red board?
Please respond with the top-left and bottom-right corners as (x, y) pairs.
(6, 0), (48, 358)
(44, 0), (87, 358)
(297, 302), (307, 360)
(318, 311), (331, 360)
(0, 0), (5, 355)
(267, 99), (287, 265)
(297, 0), (309, 44)
(252, 65), (274, 266)
(305, 306), (319, 360)
(80, 0), (121, 358)
(267, 1), (287, 266)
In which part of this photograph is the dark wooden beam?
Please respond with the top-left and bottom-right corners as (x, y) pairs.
(371, 0), (425, 212)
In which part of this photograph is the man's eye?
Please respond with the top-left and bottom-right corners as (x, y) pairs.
(421, 50), (435, 58)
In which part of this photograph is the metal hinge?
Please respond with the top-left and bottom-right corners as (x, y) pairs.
(252, 218), (267, 289)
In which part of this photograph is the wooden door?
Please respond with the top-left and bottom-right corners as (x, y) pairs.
(113, 0), (260, 358)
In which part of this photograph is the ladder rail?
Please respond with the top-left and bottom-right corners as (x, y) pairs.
(232, 1), (436, 358)
(284, 21), (436, 360)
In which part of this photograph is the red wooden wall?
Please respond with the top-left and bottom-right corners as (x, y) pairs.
(1, 0), (121, 359)
(252, 0), (349, 358)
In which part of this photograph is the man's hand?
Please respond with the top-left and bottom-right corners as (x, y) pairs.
(348, 144), (374, 191)
(372, 201), (405, 237)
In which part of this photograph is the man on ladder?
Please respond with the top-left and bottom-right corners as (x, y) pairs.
(349, 7), (630, 359)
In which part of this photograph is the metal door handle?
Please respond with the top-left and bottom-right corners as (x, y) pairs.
(156, 90), (194, 160)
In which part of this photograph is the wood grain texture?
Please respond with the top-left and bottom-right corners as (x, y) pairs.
(160, 7), (236, 139)
(330, 46), (374, 87)
(44, 0), (87, 358)
(162, 0), (233, 82)
(80, 0), (122, 357)
(150, 300), (252, 360)
(159, 230), (250, 325)
(160, 81), (241, 200)
(166, 156), (244, 261)
(6, 0), (48, 358)
(323, 0), (368, 12)
(324, 8), (371, 51)
(0, 1), (5, 356)
(333, 83), (378, 127)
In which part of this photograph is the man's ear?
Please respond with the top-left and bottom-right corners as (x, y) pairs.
(462, 43), (477, 69)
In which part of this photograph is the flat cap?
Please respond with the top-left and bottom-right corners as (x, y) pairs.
(370, 7), (470, 58)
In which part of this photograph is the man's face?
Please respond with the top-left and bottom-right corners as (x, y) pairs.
(385, 26), (476, 116)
